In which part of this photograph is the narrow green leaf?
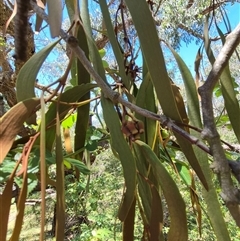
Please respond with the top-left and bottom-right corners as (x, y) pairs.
(81, 0), (136, 221)
(149, 186), (163, 241)
(102, 97), (136, 221)
(134, 144), (152, 223)
(55, 109), (65, 241)
(124, 0), (179, 120)
(40, 94), (46, 241)
(65, 0), (75, 23)
(99, 0), (131, 89)
(219, 68), (240, 142)
(135, 140), (188, 241)
(35, 0), (46, 32)
(123, 197), (136, 241)
(167, 45), (202, 127)
(204, 23), (240, 142)
(46, 0), (62, 37)
(175, 162), (191, 186)
(135, 70), (157, 148)
(80, 0), (106, 79)
(124, 0), (208, 189)
(16, 39), (60, 102)
(74, 24), (91, 159)
(215, 27), (240, 142)
(200, 23), (234, 241)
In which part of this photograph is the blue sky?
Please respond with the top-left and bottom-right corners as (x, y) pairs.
(32, 1), (239, 86)
(178, 3), (240, 73)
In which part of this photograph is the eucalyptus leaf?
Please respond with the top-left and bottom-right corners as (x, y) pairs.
(64, 158), (90, 175)
(0, 98), (40, 163)
(16, 39), (60, 102)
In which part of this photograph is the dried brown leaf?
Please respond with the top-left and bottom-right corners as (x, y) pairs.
(0, 98), (40, 163)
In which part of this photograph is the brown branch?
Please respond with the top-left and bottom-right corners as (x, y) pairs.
(198, 23), (240, 225)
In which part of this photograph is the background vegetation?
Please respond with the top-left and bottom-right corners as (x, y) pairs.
(1, 0), (240, 240)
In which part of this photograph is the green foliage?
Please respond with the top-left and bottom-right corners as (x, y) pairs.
(1, 0), (240, 240)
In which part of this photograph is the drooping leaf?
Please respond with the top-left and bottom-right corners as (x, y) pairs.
(16, 38), (59, 124)
(65, 0), (76, 23)
(204, 21), (240, 143)
(123, 196), (136, 241)
(175, 162), (192, 186)
(124, 0), (208, 190)
(198, 23), (233, 241)
(16, 39), (60, 102)
(124, 0), (178, 120)
(80, 0), (106, 79)
(149, 186), (163, 241)
(0, 169), (15, 241)
(134, 143), (152, 223)
(99, 0), (131, 89)
(40, 94), (46, 241)
(35, 0), (46, 32)
(10, 156), (28, 241)
(0, 98), (40, 163)
(216, 27), (240, 143)
(134, 140), (188, 241)
(74, 23), (91, 160)
(46, 0), (62, 37)
(167, 45), (202, 127)
(102, 97), (136, 221)
(81, 0), (136, 221)
(54, 109), (65, 241)
(135, 70), (157, 149)
(189, 170), (202, 237)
